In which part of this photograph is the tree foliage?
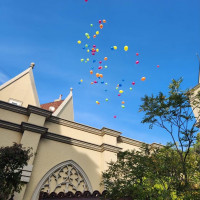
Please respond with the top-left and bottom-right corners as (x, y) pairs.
(102, 79), (200, 199)
(0, 143), (32, 200)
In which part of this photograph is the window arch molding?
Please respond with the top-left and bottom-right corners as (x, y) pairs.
(31, 160), (93, 200)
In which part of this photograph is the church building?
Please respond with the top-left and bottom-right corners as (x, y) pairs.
(0, 63), (160, 200)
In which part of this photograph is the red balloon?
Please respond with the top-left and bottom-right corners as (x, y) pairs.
(99, 20), (102, 24)
(114, 115), (117, 118)
(132, 82), (135, 85)
(136, 60), (139, 64)
(157, 65), (160, 68)
(136, 53), (139, 56)
(94, 81), (97, 83)
(118, 94), (121, 96)
(85, 0), (88, 2)
(93, 45), (96, 48)
(92, 52), (95, 55)
(99, 61), (102, 64)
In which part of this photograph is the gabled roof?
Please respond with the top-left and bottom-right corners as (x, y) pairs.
(0, 65), (40, 107)
(40, 100), (64, 112)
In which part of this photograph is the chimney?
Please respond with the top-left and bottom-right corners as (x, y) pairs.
(54, 94), (62, 102)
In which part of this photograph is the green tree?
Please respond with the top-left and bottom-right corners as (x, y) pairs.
(0, 143), (32, 200)
(139, 78), (200, 189)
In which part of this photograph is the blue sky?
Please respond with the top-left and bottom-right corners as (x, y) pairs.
(0, 0), (200, 145)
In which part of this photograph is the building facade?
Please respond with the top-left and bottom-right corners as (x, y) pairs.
(0, 64), (159, 200)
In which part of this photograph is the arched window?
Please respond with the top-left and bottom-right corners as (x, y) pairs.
(31, 160), (93, 200)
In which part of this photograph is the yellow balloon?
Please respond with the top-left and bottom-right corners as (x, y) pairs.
(96, 31), (99, 35)
(96, 48), (99, 52)
(87, 49), (89, 52)
(86, 58), (89, 61)
(119, 90), (124, 94)
(77, 40), (81, 44)
(113, 46), (117, 50)
(124, 46), (128, 51)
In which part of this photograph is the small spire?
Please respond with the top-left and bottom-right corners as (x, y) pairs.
(197, 54), (200, 84)
(70, 88), (73, 93)
(30, 62), (35, 69)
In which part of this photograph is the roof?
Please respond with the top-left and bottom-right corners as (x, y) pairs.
(40, 100), (64, 112)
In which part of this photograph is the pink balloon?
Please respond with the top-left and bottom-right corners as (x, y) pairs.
(99, 61), (102, 64)
(114, 115), (117, 118)
(136, 53), (139, 56)
(99, 20), (102, 24)
(118, 94), (121, 96)
(85, 0), (88, 2)
(93, 45), (96, 48)
(98, 66), (103, 69)
(92, 52), (95, 55)
(157, 65), (160, 68)
(132, 82), (135, 85)
(94, 81), (97, 83)
(136, 60), (139, 64)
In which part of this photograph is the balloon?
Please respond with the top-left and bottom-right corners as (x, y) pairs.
(77, 40), (81, 44)
(81, 59), (84, 62)
(96, 31), (99, 35)
(121, 101), (125, 104)
(136, 60), (139, 64)
(96, 101), (100, 104)
(132, 82), (135, 85)
(85, 0), (88, 2)
(124, 46), (128, 51)
(99, 20), (102, 24)
(96, 73), (100, 78)
(121, 105), (125, 108)
(93, 45), (96, 48)
(99, 74), (103, 78)
(96, 48), (99, 52)
(99, 61), (102, 64)
(141, 77), (146, 81)
(90, 70), (93, 74)
(136, 53), (139, 56)
(85, 33), (89, 37)
(85, 44), (88, 48)
(93, 35), (96, 38)
(91, 82), (94, 84)
(113, 46), (117, 50)
(94, 80), (97, 83)
(87, 49), (89, 52)
(98, 66), (103, 69)
(105, 83), (108, 85)
(105, 98), (108, 101)
(100, 24), (103, 29)
(80, 79), (83, 82)
(116, 87), (119, 90)
(104, 65), (108, 69)
(87, 36), (90, 39)
(119, 84), (122, 87)
(114, 115), (117, 118)
(90, 24), (93, 27)
(86, 58), (89, 61)
(103, 19), (106, 23)
(130, 87), (133, 90)
(119, 90), (124, 94)
(104, 57), (108, 61)
(101, 81), (104, 84)
(92, 52), (95, 55)
(111, 46), (114, 50)
(92, 48), (95, 52)
(118, 94), (121, 96)
(157, 65), (160, 68)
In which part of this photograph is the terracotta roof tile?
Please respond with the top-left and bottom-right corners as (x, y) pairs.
(40, 100), (64, 112)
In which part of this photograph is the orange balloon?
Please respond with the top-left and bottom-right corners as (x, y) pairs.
(91, 82), (94, 84)
(121, 101), (125, 104)
(99, 74), (103, 78)
(100, 24), (103, 29)
(104, 57), (108, 61)
(103, 19), (106, 23)
(96, 73), (100, 78)
(93, 35), (96, 38)
(90, 70), (93, 74)
(141, 77), (146, 81)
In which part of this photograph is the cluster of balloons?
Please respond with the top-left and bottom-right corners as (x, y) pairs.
(76, 19), (160, 119)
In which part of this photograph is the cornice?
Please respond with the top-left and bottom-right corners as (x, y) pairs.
(44, 132), (101, 152)
(101, 127), (121, 137)
(0, 100), (28, 115)
(48, 116), (102, 135)
(100, 143), (122, 153)
(0, 119), (21, 132)
(28, 105), (52, 118)
(21, 122), (48, 135)
(117, 136), (144, 148)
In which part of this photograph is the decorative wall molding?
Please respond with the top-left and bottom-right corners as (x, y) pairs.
(28, 105), (52, 118)
(0, 119), (21, 132)
(117, 136), (144, 148)
(21, 164), (33, 183)
(100, 143), (122, 153)
(48, 117), (102, 136)
(31, 160), (93, 200)
(0, 100), (28, 115)
(44, 132), (101, 152)
(101, 127), (121, 137)
(21, 122), (48, 135)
